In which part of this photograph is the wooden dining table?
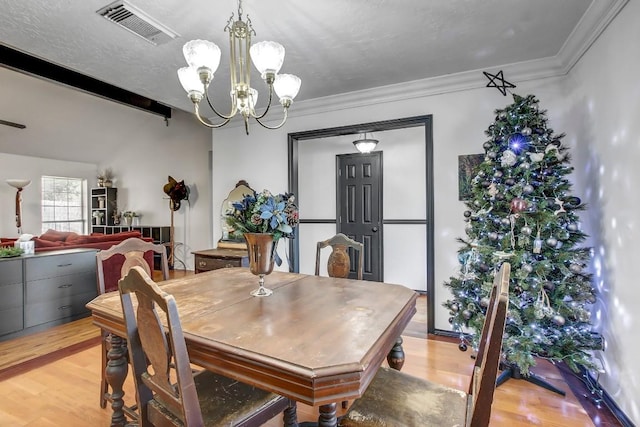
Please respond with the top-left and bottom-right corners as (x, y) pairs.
(87, 267), (418, 427)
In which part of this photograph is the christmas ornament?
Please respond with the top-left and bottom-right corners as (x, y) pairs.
(462, 310), (472, 320)
(521, 162), (531, 170)
(564, 197), (582, 209)
(499, 112), (507, 119)
(528, 152), (544, 163)
(569, 263), (582, 273)
(552, 315), (566, 326)
(500, 150), (517, 167)
(501, 217), (511, 227)
(567, 222), (579, 232)
(523, 184), (534, 195)
(494, 170), (503, 178)
(546, 237), (558, 247)
(505, 178), (516, 186)
(522, 263), (533, 273)
(480, 297), (490, 307)
(464, 210), (472, 218)
(451, 302), (460, 312)
(521, 226), (532, 235)
(543, 281), (555, 291)
(483, 70), (516, 96)
(488, 232), (498, 241)
(487, 151), (497, 159)
(533, 228), (543, 253)
(510, 198), (528, 213)
(483, 141), (492, 150)
(458, 342), (468, 352)
(521, 127), (532, 136)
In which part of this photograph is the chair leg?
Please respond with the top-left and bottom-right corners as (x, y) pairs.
(99, 332), (109, 408)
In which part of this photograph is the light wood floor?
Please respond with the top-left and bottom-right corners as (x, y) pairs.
(0, 324), (595, 426)
(0, 269), (597, 426)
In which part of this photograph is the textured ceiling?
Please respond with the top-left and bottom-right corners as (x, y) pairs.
(0, 0), (597, 115)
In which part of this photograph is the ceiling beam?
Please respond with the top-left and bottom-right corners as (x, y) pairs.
(0, 44), (171, 119)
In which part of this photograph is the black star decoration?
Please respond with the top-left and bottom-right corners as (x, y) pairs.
(483, 70), (516, 96)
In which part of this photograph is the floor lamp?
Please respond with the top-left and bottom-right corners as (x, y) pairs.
(6, 179), (31, 235)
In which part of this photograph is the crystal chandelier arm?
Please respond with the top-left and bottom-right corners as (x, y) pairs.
(254, 106), (289, 130)
(193, 103), (232, 128)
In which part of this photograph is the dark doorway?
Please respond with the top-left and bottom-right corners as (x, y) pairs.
(337, 152), (383, 281)
(287, 115), (435, 333)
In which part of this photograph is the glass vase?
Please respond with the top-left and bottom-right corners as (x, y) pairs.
(244, 232), (277, 297)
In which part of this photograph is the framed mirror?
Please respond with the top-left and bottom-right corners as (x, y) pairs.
(218, 180), (254, 249)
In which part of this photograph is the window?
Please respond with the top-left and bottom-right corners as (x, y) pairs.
(41, 176), (86, 233)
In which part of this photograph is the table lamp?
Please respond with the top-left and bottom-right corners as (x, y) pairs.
(6, 179), (31, 235)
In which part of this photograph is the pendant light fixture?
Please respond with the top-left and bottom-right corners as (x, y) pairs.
(177, 0), (301, 135)
(353, 133), (379, 153)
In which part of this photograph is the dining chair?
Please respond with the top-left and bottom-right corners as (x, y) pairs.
(118, 266), (298, 427)
(315, 233), (364, 280)
(97, 237), (170, 414)
(339, 262), (511, 427)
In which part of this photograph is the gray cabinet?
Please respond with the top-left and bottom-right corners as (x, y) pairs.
(0, 258), (24, 336)
(0, 249), (98, 341)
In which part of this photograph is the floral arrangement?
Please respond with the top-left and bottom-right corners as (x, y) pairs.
(226, 189), (299, 242)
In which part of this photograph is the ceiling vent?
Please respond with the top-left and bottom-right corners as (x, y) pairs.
(97, 1), (179, 45)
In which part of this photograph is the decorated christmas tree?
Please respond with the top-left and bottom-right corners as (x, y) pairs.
(444, 93), (602, 382)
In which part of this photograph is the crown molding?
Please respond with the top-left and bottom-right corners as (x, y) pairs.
(288, 0), (628, 120)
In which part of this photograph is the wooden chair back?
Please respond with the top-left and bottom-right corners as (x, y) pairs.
(315, 233), (364, 280)
(96, 237), (169, 294)
(466, 262), (510, 427)
(119, 266), (203, 426)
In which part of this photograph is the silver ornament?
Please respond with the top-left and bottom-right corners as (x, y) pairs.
(480, 297), (490, 307)
(567, 223), (578, 232)
(522, 263), (533, 273)
(569, 263), (582, 273)
(462, 310), (472, 320)
(546, 237), (558, 247)
(523, 184), (534, 194)
(552, 315), (566, 326)
(488, 232), (498, 241)
(522, 127), (532, 136)
(521, 226), (532, 235)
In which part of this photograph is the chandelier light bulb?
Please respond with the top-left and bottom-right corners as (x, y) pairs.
(250, 41), (285, 81)
(177, 67), (205, 102)
(182, 40), (221, 74)
(274, 73), (301, 104)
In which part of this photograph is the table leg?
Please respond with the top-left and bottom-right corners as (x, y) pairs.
(386, 336), (405, 370)
(283, 399), (299, 427)
(318, 402), (337, 427)
(105, 334), (129, 427)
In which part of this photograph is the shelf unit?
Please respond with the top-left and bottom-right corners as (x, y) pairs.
(90, 187), (117, 229)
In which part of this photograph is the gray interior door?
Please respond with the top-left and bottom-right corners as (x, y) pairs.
(337, 152), (383, 281)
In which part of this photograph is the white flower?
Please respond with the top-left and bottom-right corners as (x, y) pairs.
(500, 150), (517, 167)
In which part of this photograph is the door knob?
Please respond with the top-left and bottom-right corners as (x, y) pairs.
(372, 227), (378, 232)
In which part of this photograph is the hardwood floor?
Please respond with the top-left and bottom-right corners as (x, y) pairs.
(0, 271), (615, 426)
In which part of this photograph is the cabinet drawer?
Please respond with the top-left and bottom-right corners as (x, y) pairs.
(195, 256), (242, 271)
(25, 290), (96, 328)
(0, 306), (23, 336)
(26, 272), (97, 305)
(0, 258), (23, 286)
(25, 251), (96, 281)
(0, 282), (23, 311)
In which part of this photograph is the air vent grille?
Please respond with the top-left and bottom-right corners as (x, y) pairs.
(97, 1), (178, 45)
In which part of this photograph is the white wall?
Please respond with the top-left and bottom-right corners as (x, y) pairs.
(559, 0), (640, 422)
(0, 68), (212, 270)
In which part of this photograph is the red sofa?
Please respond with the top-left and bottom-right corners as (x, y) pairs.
(1, 229), (152, 252)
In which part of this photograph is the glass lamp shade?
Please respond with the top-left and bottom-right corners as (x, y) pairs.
(273, 74), (301, 102)
(177, 67), (205, 96)
(353, 138), (378, 153)
(250, 41), (285, 78)
(183, 40), (221, 73)
(6, 179), (31, 189)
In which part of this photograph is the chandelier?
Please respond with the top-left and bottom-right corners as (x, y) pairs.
(353, 133), (379, 153)
(177, 0), (301, 135)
